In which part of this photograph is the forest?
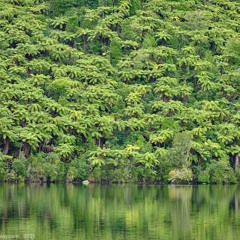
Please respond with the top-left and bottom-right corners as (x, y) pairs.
(0, 0), (239, 183)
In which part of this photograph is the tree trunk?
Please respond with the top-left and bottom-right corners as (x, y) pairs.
(24, 142), (31, 156)
(235, 154), (239, 171)
(198, 155), (202, 166)
(83, 35), (87, 51)
(95, 138), (105, 148)
(3, 138), (9, 155)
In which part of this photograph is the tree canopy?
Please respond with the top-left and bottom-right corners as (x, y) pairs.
(0, 0), (239, 183)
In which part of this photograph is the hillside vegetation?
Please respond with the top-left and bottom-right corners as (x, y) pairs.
(0, 0), (240, 183)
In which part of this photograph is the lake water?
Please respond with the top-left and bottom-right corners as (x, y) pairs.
(0, 184), (239, 240)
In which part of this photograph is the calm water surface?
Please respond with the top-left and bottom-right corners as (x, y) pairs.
(0, 184), (240, 240)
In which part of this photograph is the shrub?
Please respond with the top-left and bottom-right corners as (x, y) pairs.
(236, 167), (240, 182)
(66, 159), (89, 182)
(12, 159), (27, 177)
(208, 161), (237, 184)
(197, 170), (210, 183)
(169, 168), (193, 183)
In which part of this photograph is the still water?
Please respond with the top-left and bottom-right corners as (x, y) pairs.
(0, 184), (240, 240)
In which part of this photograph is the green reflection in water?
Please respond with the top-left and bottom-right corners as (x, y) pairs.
(0, 184), (240, 240)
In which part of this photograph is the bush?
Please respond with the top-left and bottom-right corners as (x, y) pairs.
(91, 164), (137, 183)
(0, 159), (6, 181)
(134, 166), (157, 183)
(0, 167), (6, 181)
(208, 161), (237, 184)
(12, 159), (26, 177)
(27, 153), (64, 182)
(169, 168), (193, 183)
(66, 159), (89, 182)
(197, 170), (210, 183)
(236, 168), (240, 182)
(45, 153), (65, 181)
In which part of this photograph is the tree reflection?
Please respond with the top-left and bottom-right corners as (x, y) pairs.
(0, 184), (239, 240)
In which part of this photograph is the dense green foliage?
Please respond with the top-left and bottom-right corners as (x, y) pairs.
(0, 0), (239, 183)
